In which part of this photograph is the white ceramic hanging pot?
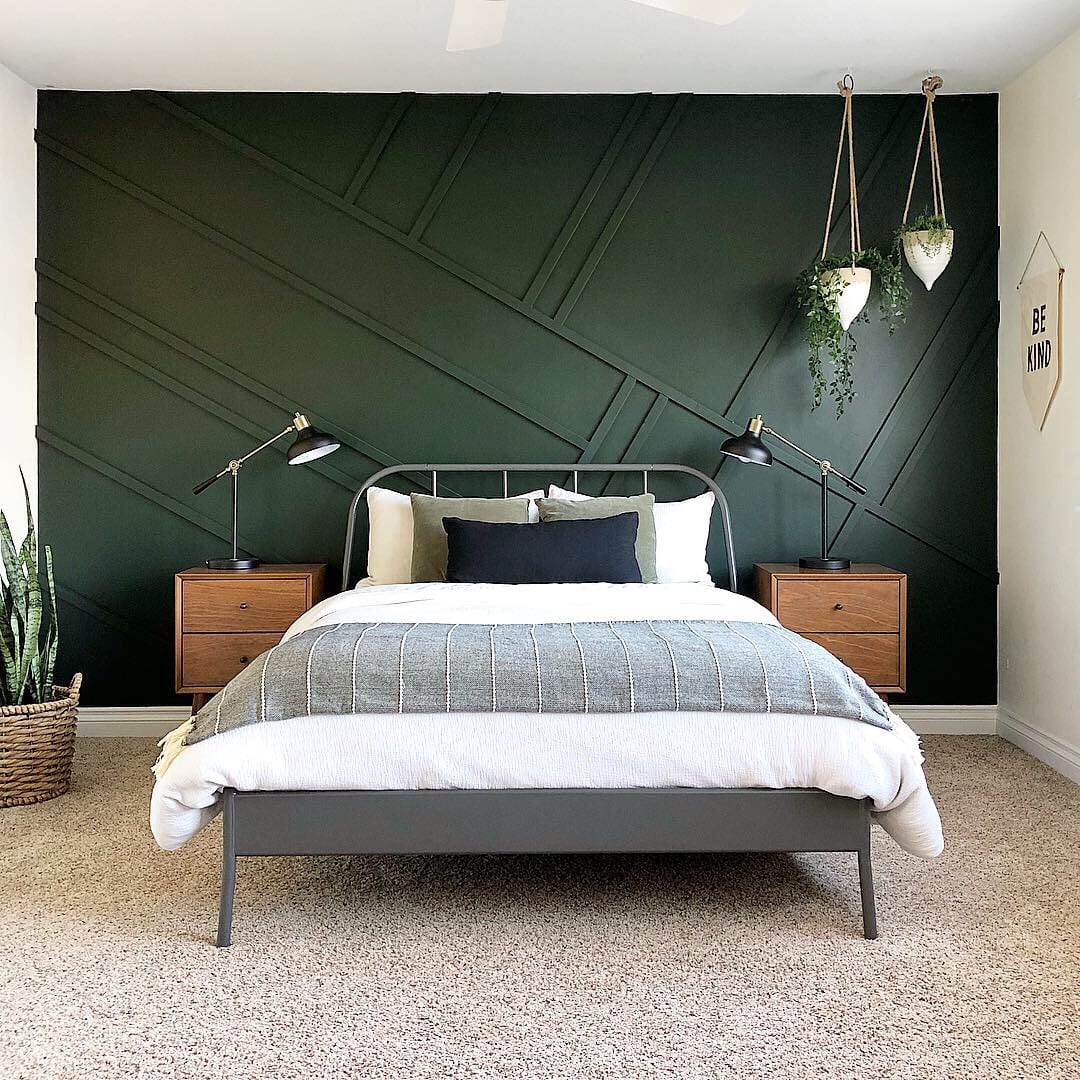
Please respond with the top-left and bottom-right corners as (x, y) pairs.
(902, 229), (954, 291)
(820, 266), (872, 331)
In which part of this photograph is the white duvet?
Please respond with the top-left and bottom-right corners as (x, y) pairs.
(150, 583), (943, 857)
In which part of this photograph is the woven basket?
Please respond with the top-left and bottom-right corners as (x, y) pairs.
(0, 674), (82, 808)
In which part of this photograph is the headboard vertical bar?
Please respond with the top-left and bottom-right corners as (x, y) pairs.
(643, 470), (648, 494)
(502, 471), (508, 498)
(573, 470), (579, 493)
(432, 470), (437, 497)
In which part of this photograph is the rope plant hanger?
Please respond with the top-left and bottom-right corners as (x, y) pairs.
(822, 75), (865, 308)
(796, 76), (908, 418)
(899, 75), (953, 290)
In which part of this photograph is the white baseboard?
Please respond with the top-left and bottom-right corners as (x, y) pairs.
(891, 704), (998, 735)
(77, 706), (189, 738)
(998, 708), (1080, 784)
(78, 704), (999, 738)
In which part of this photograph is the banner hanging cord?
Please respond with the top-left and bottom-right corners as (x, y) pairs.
(1017, 231), (1066, 291)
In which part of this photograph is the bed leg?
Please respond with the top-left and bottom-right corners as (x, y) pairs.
(217, 788), (236, 947)
(857, 840), (878, 940)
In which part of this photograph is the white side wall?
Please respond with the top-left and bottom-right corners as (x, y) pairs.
(999, 27), (1080, 781)
(0, 62), (37, 536)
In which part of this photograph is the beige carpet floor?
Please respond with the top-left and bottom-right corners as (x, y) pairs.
(1, 736), (1078, 1079)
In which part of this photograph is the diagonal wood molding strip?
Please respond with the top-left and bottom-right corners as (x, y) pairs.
(881, 317), (999, 507)
(409, 94), (499, 240)
(57, 581), (170, 645)
(553, 95), (690, 324)
(523, 95), (650, 306)
(343, 93), (415, 204)
(851, 246), (998, 481)
(579, 375), (638, 463)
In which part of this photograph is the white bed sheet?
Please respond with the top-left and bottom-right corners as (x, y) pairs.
(150, 583), (943, 858)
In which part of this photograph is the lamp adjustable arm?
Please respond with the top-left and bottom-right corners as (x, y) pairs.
(762, 426), (868, 496)
(191, 424), (296, 496)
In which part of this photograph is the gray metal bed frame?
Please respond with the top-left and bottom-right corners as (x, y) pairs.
(214, 463), (878, 946)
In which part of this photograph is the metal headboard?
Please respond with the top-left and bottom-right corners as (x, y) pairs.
(342, 463), (738, 590)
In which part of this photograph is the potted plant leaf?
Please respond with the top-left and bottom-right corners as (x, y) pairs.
(899, 76), (953, 291)
(0, 469), (81, 807)
(797, 77), (909, 417)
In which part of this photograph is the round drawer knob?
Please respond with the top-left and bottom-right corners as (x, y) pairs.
(834, 602), (844, 610)
(239, 656), (250, 664)
(238, 602), (249, 609)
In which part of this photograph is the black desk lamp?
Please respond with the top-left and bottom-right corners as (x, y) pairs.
(192, 412), (341, 570)
(719, 415), (868, 571)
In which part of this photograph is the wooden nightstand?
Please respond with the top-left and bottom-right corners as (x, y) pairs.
(175, 564), (328, 711)
(753, 563), (907, 698)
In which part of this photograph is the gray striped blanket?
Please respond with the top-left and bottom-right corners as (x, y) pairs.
(182, 620), (891, 747)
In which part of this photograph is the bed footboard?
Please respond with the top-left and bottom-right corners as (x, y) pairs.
(215, 787), (877, 946)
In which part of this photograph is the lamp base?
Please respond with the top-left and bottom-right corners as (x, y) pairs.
(798, 556), (851, 571)
(205, 557), (261, 570)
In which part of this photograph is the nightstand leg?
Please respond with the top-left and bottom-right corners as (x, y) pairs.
(191, 693), (211, 715)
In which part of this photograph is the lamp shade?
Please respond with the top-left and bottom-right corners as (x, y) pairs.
(719, 418), (773, 466)
(287, 416), (341, 465)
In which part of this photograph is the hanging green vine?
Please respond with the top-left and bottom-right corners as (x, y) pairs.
(796, 247), (909, 418)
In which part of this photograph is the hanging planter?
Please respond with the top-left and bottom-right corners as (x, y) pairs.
(797, 77), (909, 417)
(820, 266), (871, 332)
(898, 75), (953, 291)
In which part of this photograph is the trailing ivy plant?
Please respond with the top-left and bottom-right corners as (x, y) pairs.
(897, 207), (952, 254)
(0, 469), (58, 707)
(796, 247), (909, 418)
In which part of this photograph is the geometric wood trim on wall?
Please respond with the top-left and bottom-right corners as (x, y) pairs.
(36, 90), (998, 705)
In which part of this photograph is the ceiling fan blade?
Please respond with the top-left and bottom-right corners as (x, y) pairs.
(446, 0), (510, 52)
(627, 0), (750, 26)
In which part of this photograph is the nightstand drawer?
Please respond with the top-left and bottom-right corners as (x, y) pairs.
(181, 633), (280, 688)
(804, 633), (900, 688)
(777, 579), (900, 634)
(181, 579), (309, 632)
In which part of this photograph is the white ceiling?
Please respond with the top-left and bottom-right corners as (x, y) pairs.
(2, 0), (1078, 94)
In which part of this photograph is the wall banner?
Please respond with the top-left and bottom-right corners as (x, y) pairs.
(1017, 233), (1065, 431)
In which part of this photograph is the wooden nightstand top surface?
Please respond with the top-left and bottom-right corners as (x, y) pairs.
(177, 564), (328, 579)
(755, 563), (903, 579)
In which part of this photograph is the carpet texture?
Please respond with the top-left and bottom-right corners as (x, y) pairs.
(1, 736), (1077, 1079)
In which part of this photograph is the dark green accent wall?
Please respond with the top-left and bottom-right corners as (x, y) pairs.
(35, 90), (998, 706)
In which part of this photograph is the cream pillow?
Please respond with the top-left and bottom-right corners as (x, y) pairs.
(360, 486), (543, 587)
(547, 485), (714, 584)
(361, 486), (414, 586)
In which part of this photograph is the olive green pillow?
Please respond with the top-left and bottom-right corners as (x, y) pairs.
(537, 494), (657, 583)
(410, 494), (532, 582)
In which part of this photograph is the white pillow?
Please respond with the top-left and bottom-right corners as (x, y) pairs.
(547, 484), (714, 584)
(360, 486), (544, 587)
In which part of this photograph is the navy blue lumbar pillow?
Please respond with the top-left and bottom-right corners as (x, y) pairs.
(443, 513), (642, 584)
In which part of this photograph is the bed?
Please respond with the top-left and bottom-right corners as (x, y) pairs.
(150, 463), (943, 945)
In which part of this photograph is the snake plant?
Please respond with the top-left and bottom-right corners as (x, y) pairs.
(0, 470), (58, 707)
